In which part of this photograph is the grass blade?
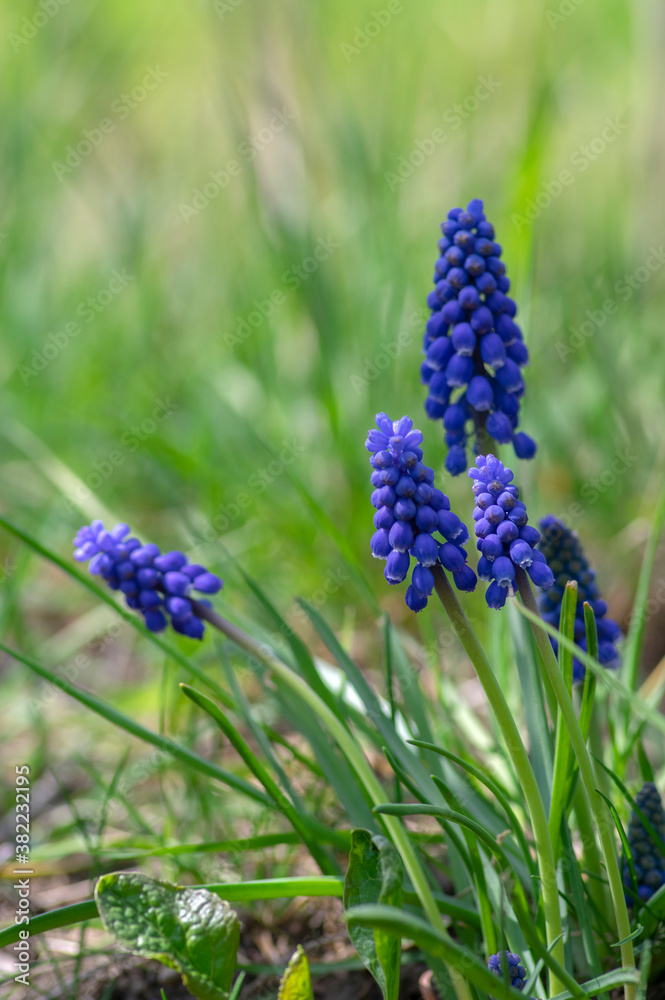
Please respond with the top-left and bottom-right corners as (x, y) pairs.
(408, 740), (538, 880)
(621, 479), (665, 695)
(296, 597), (437, 797)
(591, 757), (665, 857)
(95, 830), (349, 859)
(0, 641), (270, 805)
(578, 604), (598, 743)
(0, 877), (347, 948)
(297, 597), (507, 839)
(559, 816), (603, 980)
(381, 747), (475, 889)
(514, 600), (665, 740)
(429, 778), (496, 955)
(593, 791), (640, 918)
(223, 549), (340, 714)
(179, 683), (338, 875)
(549, 582), (578, 859)
(0, 873), (481, 950)
(507, 603), (553, 801)
(346, 905), (588, 1000)
(266, 671), (378, 829)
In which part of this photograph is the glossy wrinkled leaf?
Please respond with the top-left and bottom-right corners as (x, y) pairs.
(278, 946), (314, 999)
(344, 829), (403, 1000)
(95, 872), (240, 1000)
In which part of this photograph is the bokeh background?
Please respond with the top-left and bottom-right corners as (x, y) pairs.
(2, 0), (665, 770)
(2, 1), (665, 994)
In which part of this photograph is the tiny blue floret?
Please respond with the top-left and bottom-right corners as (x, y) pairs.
(367, 413), (476, 611)
(487, 951), (528, 991)
(73, 521), (223, 639)
(468, 455), (554, 609)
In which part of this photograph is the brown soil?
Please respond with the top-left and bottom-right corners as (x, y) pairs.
(97, 956), (428, 999)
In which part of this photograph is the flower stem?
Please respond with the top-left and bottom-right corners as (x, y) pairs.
(192, 599), (473, 1000)
(473, 410), (499, 457)
(431, 566), (565, 996)
(514, 570), (636, 1000)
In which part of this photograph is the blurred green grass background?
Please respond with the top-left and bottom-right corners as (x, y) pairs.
(1, 0), (665, 657)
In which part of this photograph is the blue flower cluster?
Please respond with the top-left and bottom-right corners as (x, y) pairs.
(366, 413), (476, 611)
(469, 455), (554, 609)
(421, 199), (536, 476)
(73, 520), (223, 639)
(487, 951), (527, 991)
(623, 782), (665, 904)
(536, 515), (622, 683)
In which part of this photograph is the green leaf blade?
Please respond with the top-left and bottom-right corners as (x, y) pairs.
(95, 873), (240, 1000)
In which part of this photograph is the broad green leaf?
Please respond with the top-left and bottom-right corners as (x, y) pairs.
(278, 946), (314, 999)
(95, 872), (240, 1000)
(374, 838), (403, 1000)
(344, 829), (403, 1000)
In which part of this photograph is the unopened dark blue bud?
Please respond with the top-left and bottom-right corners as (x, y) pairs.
(537, 516), (622, 682)
(421, 200), (536, 470)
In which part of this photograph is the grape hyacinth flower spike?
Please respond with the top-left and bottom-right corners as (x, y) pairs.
(421, 198), (536, 475)
(623, 781), (665, 904)
(536, 515), (623, 682)
(73, 520), (223, 639)
(487, 952), (527, 991)
(469, 454), (554, 610)
(366, 413), (476, 611)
